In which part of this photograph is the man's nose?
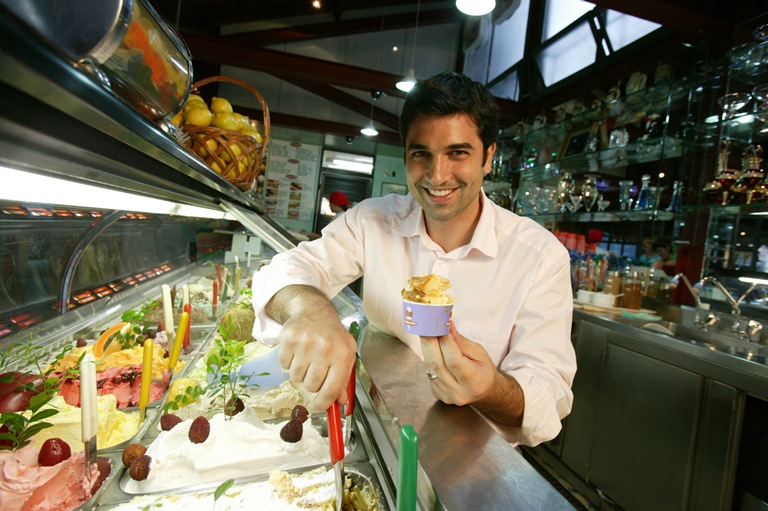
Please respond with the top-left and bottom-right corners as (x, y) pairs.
(429, 155), (450, 183)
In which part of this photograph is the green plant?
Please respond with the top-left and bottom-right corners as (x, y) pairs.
(115, 299), (162, 350)
(0, 340), (79, 451)
(162, 382), (204, 414)
(206, 316), (250, 419)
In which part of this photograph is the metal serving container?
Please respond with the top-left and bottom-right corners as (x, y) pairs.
(0, 0), (192, 121)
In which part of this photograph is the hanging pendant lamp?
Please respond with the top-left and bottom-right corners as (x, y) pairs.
(360, 94), (379, 137)
(456, 0), (495, 16)
(396, 0), (421, 93)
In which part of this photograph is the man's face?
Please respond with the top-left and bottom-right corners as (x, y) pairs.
(404, 113), (494, 226)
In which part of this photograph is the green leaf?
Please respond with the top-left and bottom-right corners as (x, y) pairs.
(214, 479), (235, 501)
(29, 408), (59, 423)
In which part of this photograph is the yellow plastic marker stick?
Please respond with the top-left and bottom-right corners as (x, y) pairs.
(139, 338), (154, 422)
(168, 312), (188, 371)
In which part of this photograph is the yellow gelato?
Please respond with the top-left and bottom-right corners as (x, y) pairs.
(401, 274), (454, 304)
(25, 394), (141, 451)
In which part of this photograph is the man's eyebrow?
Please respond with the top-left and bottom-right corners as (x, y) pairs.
(406, 142), (475, 151)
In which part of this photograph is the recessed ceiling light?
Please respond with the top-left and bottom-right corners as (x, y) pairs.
(312, 0), (321, 9)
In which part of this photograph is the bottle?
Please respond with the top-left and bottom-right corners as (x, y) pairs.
(667, 180), (683, 213)
(634, 174), (651, 210)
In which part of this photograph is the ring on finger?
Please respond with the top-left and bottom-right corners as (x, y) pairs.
(426, 370), (438, 381)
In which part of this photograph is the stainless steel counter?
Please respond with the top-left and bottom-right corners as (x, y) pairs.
(573, 308), (768, 400)
(356, 328), (576, 511)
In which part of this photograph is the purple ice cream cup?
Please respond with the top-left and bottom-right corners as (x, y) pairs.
(402, 299), (453, 336)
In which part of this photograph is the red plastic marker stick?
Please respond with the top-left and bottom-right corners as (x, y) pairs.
(327, 402), (344, 464)
(212, 280), (218, 315)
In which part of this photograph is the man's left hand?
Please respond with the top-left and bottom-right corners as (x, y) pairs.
(419, 322), (498, 406)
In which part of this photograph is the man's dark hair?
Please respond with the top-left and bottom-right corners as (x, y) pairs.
(399, 71), (500, 162)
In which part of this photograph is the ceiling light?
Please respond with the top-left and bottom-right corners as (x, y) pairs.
(456, 0), (495, 16)
(360, 89), (380, 137)
(312, 0), (321, 9)
(396, 68), (417, 93)
(396, 0), (421, 93)
(0, 165), (235, 219)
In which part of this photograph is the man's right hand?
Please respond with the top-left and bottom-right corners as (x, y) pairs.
(266, 285), (357, 412)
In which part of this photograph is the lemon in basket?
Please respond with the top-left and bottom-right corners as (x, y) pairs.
(212, 112), (239, 131)
(220, 143), (242, 163)
(233, 112), (250, 131)
(241, 127), (263, 144)
(185, 105), (213, 127)
(197, 138), (218, 158)
(211, 96), (233, 113)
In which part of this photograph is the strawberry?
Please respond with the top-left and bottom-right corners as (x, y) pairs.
(160, 413), (182, 431)
(122, 443), (147, 468)
(290, 405), (309, 423)
(129, 454), (151, 480)
(280, 419), (303, 443)
(38, 438), (72, 466)
(188, 416), (210, 444)
(224, 397), (245, 417)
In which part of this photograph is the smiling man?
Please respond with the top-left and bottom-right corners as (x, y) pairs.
(251, 71), (576, 446)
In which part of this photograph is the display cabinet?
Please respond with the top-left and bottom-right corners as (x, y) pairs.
(681, 20), (768, 312)
(486, 71), (692, 259)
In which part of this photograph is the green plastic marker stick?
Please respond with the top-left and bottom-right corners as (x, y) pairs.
(397, 424), (418, 511)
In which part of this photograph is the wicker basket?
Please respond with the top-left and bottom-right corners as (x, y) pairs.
(181, 76), (270, 192)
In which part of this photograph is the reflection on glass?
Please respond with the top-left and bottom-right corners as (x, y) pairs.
(619, 180), (634, 210)
(718, 92), (752, 118)
(582, 174), (598, 212)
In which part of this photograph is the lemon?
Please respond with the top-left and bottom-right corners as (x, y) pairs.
(184, 105), (213, 127)
(232, 113), (250, 131)
(197, 138), (218, 158)
(187, 94), (205, 105)
(212, 112), (239, 131)
(183, 96), (206, 114)
(241, 128), (263, 144)
(166, 377), (201, 406)
(170, 110), (184, 127)
(220, 143), (243, 163)
(211, 96), (233, 113)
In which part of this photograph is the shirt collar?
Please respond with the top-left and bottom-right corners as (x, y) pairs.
(392, 193), (498, 258)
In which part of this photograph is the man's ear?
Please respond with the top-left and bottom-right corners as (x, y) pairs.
(483, 143), (497, 175)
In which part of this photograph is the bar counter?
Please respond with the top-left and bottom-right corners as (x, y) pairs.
(356, 327), (576, 511)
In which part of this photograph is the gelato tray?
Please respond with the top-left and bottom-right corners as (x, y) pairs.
(94, 462), (386, 510)
(117, 403), (363, 495)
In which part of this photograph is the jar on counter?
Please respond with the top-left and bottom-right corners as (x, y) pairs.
(603, 271), (622, 295)
(647, 271), (672, 301)
(621, 272), (644, 309)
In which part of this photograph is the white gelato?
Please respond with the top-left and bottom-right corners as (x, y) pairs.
(112, 467), (379, 510)
(122, 406), (328, 494)
(169, 380), (312, 423)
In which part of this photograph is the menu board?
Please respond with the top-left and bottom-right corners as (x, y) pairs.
(263, 140), (321, 220)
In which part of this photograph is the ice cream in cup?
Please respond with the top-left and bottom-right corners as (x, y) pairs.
(401, 274), (454, 336)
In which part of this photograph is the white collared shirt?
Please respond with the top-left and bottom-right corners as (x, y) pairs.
(251, 192), (576, 446)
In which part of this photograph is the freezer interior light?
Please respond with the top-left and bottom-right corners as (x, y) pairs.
(1, 165), (235, 220)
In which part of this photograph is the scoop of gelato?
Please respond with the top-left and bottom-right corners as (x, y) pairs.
(401, 274), (454, 305)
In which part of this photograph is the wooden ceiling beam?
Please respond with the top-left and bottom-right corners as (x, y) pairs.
(223, 8), (462, 46)
(184, 32), (408, 98)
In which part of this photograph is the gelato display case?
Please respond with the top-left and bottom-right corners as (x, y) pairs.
(0, 8), (575, 511)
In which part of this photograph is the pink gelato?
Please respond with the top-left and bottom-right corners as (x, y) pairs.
(58, 366), (170, 408)
(0, 442), (109, 511)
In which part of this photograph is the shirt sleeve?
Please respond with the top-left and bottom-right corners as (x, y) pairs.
(250, 211), (365, 345)
(499, 250), (576, 447)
